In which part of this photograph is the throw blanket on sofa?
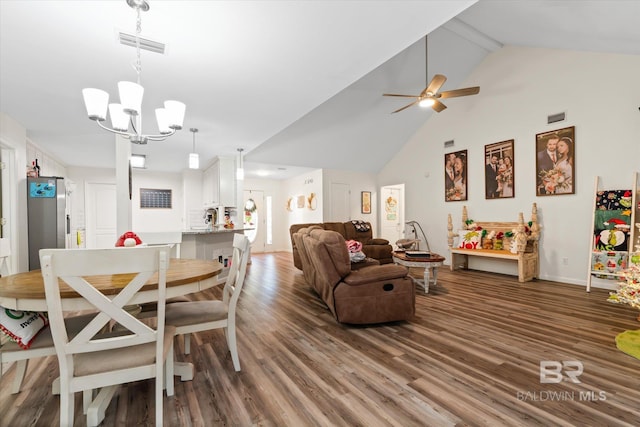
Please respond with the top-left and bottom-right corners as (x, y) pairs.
(351, 220), (371, 232)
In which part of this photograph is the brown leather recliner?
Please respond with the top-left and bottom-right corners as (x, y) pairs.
(290, 221), (393, 271)
(296, 228), (415, 324)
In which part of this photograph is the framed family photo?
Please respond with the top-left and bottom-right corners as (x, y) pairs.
(536, 126), (575, 196)
(444, 149), (467, 202)
(484, 139), (514, 199)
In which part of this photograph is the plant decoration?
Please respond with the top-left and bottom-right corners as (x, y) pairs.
(244, 198), (257, 213)
(465, 219), (484, 232)
(608, 264), (640, 315)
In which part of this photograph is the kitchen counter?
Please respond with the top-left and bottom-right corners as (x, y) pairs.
(182, 226), (253, 235)
(181, 228), (252, 282)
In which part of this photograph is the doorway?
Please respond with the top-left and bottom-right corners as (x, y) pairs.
(330, 182), (350, 221)
(243, 190), (265, 253)
(85, 182), (117, 248)
(380, 184), (405, 247)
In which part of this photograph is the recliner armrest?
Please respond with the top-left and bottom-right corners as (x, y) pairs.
(342, 264), (408, 286)
(368, 238), (389, 245)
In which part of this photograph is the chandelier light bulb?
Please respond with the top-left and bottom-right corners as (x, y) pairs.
(108, 104), (129, 131)
(82, 88), (109, 121)
(165, 100), (186, 130)
(118, 81), (144, 116)
(155, 108), (171, 134)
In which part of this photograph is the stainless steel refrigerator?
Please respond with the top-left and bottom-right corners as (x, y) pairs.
(27, 176), (67, 270)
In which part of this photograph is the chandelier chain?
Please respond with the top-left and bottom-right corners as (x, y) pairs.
(135, 5), (142, 84)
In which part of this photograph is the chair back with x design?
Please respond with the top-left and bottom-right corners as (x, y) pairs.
(40, 246), (173, 427)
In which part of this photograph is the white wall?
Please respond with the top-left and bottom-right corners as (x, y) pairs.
(67, 167), (184, 234)
(322, 169), (379, 232)
(131, 170), (184, 232)
(284, 169), (324, 250)
(378, 46), (640, 287)
(0, 113), (28, 273)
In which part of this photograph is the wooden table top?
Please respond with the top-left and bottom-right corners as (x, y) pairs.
(0, 258), (222, 301)
(392, 251), (445, 263)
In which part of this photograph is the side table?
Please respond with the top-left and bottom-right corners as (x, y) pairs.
(392, 251), (445, 293)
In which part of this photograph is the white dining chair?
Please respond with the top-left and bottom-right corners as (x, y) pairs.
(165, 233), (250, 371)
(40, 246), (175, 427)
(0, 314), (94, 394)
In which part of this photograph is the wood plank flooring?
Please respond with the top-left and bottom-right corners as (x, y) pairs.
(1, 252), (639, 426)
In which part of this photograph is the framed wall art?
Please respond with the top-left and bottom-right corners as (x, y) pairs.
(444, 149), (467, 202)
(361, 191), (371, 214)
(536, 126), (575, 196)
(484, 139), (514, 199)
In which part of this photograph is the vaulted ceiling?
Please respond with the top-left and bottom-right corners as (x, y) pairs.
(1, 1), (639, 179)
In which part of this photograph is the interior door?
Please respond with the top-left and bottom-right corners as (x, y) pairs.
(85, 182), (117, 249)
(330, 182), (350, 221)
(380, 185), (404, 246)
(243, 189), (265, 253)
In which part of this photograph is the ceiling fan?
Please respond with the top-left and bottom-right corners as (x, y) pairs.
(383, 35), (480, 113)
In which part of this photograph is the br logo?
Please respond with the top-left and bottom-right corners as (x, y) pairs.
(540, 361), (583, 384)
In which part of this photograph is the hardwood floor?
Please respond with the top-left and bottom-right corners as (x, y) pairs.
(1, 252), (639, 426)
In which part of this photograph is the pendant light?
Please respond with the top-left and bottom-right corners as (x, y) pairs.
(236, 148), (244, 180)
(189, 128), (199, 169)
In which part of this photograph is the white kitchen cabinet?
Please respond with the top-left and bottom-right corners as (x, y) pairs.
(202, 157), (236, 207)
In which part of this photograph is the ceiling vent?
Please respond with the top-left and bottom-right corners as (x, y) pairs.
(118, 32), (166, 54)
(444, 140), (455, 148)
(547, 112), (566, 124)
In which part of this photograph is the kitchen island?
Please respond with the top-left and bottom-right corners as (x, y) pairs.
(181, 227), (253, 282)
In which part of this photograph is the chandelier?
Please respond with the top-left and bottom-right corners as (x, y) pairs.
(82, 0), (185, 144)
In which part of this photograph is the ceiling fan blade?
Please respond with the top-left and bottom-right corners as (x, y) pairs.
(437, 86), (480, 99)
(432, 99), (447, 113)
(423, 74), (447, 96)
(383, 93), (420, 98)
(391, 100), (419, 114)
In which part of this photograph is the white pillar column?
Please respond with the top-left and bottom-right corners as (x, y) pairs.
(115, 135), (132, 235)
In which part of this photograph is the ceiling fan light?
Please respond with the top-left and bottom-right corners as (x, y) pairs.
(155, 108), (172, 134)
(118, 81), (144, 116)
(165, 100), (186, 130)
(419, 98), (435, 108)
(82, 88), (109, 121)
(108, 103), (130, 131)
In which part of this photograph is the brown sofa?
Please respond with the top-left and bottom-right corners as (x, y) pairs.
(290, 221), (393, 270)
(293, 227), (415, 324)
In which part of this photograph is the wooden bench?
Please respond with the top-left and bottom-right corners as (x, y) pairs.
(447, 203), (541, 282)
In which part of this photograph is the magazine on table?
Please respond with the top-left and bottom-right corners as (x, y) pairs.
(405, 251), (431, 258)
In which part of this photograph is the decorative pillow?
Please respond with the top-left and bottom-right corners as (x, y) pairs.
(351, 220), (371, 232)
(458, 229), (481, 249)
(0, 306), (48, 349)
